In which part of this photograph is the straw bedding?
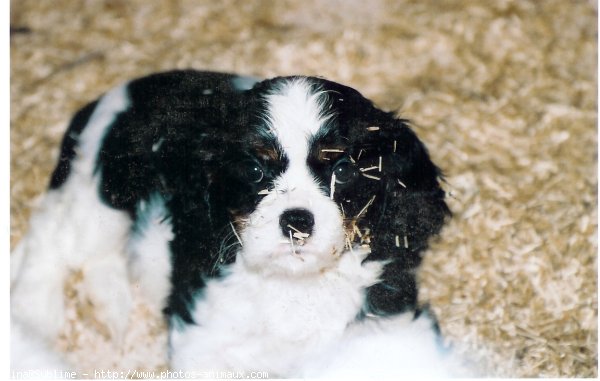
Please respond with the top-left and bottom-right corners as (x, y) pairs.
(10, 0), (597, 377)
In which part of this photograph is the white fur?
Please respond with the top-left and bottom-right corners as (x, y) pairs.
(170, 247), (383, 377)
(11, 85), (133, 352)
(264, 79), (331, 163)
(128, 194), (174, 311)
(77, 84), (131, 175)
(301, 313), (465, 378)
(10, 318), (69, 375)
(240, 79), (345, 276)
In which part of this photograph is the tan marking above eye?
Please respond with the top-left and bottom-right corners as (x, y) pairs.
(255, 147), (279, 161)
(228, 209), (251, 226)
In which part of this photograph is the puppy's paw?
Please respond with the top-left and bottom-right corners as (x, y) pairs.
(337, 246), (384, 287)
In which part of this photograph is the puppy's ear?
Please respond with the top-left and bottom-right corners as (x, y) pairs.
(363, 115), (450, 315)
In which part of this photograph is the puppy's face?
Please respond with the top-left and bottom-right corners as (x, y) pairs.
(210, 77), (447, 277)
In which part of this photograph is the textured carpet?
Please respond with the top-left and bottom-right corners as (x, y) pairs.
(10, 0), (597, 377)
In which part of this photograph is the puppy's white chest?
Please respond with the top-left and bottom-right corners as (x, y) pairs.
(218, 275), (352, 345)
(170, 250), (381, 376)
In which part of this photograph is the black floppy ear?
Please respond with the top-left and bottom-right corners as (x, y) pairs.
(362, 115), (450, 316)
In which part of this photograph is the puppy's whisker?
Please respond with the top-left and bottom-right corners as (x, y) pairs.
(229, 221), (243, 247)
(220, 241), (241, 254)
(211, 228), (241, 275)
(214, 242), (239, 270)
(216, 230), (236, 256)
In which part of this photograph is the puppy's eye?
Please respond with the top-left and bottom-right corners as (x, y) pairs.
(333, 160), (358, 184)
(248, 165), (264, 183)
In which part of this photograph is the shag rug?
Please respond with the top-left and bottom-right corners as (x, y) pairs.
(10, 0), (597, 377)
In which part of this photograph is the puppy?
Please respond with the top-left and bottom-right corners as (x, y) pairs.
(11, 71), (452, 376)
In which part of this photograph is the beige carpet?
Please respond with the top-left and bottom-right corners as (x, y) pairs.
(10, 0), (597, 377)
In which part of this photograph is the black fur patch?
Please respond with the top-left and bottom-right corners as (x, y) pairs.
(302, 78), (450, 315)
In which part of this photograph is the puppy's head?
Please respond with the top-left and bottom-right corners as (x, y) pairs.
(209, 77), (449, 279)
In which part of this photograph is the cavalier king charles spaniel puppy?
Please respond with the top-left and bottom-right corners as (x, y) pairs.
(11, 71), (460, 377)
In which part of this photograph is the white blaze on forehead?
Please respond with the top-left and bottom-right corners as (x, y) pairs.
(265, 79), (330, 166)
(240, 78), (346, 276)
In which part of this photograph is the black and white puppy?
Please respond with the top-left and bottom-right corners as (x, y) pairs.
(11, 71), (453, 376)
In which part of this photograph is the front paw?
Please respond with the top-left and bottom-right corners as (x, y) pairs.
(337, 246), (384, 286)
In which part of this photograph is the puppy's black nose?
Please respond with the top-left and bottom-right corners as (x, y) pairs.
(279, 208), (314, 237)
